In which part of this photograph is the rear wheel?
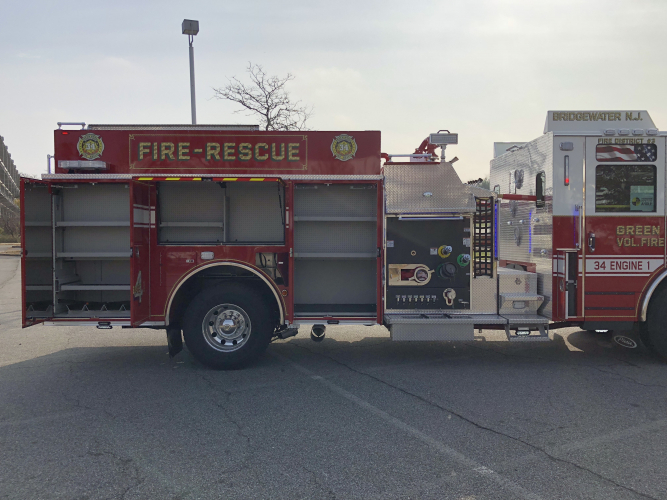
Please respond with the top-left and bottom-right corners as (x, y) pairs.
(182, 284), (274, 369)
(640, 287), (667, 361)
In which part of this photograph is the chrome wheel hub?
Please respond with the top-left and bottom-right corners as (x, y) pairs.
(202, 304), (252, 352)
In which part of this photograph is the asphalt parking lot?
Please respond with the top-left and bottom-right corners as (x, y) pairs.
(1, 254), (666, 500)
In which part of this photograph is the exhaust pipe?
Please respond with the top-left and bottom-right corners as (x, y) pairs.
(310, 324), (326, 342)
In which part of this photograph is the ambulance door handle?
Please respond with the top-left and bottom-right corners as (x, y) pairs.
(587, 232), (596, 253)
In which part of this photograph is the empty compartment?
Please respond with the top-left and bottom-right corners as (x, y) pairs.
(57, 183), (129, 223)
(24, 182), (54, 317)
(294, 259), (377, 315)
(157, 181), (285, 244)
(55, 289), (131, 318)
(294, 221), (376, 257)
(56, 259), (130, 290)
(158, 181), (225, 243)
(52, 183), (132, 318)
(56, 226), (130, 257)
(227, 182), (284, 243)
(294, 184), (377, 219)
(24, 226), (52, 257)
(25, 259), (53, 288)
(26, 290), (53, 317)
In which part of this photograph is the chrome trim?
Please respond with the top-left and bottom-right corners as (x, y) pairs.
(87, 124), (259, 131)
(164, 262), (285, 327)
(293, 321), (377, 325)
(640, 270), (667, 322)
(41, 173), (383, 181)
(44, 321), (131, 326)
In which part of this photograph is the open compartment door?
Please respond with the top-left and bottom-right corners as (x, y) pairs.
(21, 178), (54, 326)
(130, 180), (152, 326)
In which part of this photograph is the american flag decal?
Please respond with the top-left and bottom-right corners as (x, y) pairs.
(596, 143), (657, 162)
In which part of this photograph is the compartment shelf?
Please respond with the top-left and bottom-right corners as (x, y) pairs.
(26, 285), (53, 291)
(26, 311), (53, 318)
(56, 252), (132, 259)
(60, 284), (131, 291)
(293, 216), (377, 222)
(294, 252), (376, 259)
(56, 221), (130, 227)
(159, 222), (224, 227)
(55, 311), (131, 318)
(26, 253), (51, 258)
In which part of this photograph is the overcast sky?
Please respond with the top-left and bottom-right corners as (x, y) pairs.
(2, 0), (666, 179)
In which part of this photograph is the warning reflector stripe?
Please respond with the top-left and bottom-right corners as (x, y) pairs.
(132, 177), (280, 182)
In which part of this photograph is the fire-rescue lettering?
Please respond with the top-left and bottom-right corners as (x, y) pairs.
(239, 143), (252, 161)
(178, 143), (190, 160)
(138, 142), (301, 162)
(161, 142), (175, 160)
(272, 144), (285, 161)
(255, 143), (268, 161)
(552, 111), (642, 122)
(206, 143), (220, 160)
(616, 225), (664, 247)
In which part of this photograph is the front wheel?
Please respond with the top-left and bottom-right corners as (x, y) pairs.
(182, 284), (274, 369)
(640, 287), (667, 361)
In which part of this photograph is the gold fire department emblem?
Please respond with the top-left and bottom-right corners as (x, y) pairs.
(77, 133), (105, 160)
(331, 134), (357, 162)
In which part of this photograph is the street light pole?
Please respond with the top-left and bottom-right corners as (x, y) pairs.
(182, 19), (199, 125)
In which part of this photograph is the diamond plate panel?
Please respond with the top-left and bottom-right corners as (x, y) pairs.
(490, 133), (554, 318)
(384, 162), (478, 214)
(470, 275), (497, 313)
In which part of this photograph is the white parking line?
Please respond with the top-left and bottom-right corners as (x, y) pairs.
(554, 418), (667, 455)
(273, 352), (544, 500)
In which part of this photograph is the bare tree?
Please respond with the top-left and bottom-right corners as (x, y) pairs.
(0, 212), (19, 241)
(213, 63), (313, 131)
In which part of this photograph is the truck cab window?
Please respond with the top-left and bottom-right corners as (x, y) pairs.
(536, 171), (546, 208)
(595, 164), (656, 213)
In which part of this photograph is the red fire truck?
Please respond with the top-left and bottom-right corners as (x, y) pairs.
(20, 111), (667, 368)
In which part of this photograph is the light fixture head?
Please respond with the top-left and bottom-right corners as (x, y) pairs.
(182, 19), (199, 36)
(429, 132), (458, 145)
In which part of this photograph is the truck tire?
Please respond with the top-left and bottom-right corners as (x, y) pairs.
(182, 283), (274, 369)
(640, 287), (667, 361)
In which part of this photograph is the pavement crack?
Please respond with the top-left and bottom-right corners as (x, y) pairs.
(85, 445), (145, 499)
(289, 343), (659, 500)
(585, 365), (667, 390)
(470, 342), (667, 391)
(200, 372), (254, 472)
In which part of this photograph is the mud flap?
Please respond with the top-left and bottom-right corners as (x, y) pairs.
(167, 327), (183, 357)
